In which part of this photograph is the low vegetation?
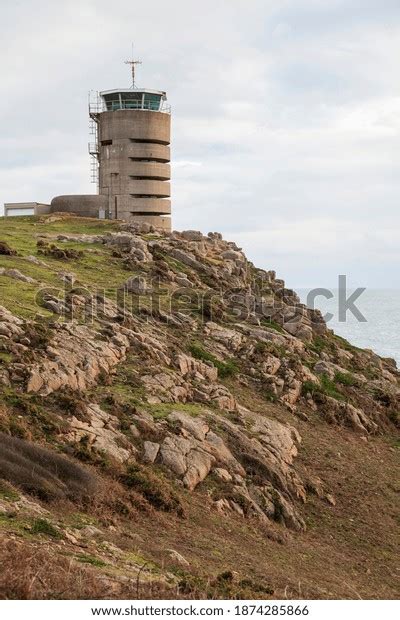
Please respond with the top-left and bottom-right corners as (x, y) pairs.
(30, 518), (62, 539)
(0, 215), (398, 600)
(334, 370), (357, 387)
(0, 432), (98, 501)
(301, 374), (344, 401)
(188, 342), (238, 378)
(122, 464), (184, 516)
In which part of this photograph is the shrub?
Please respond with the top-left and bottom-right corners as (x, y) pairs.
(188, 343), (238, 378)
(122, 464), (184, 516)
(301, 380), (320, 398)
(262, 386), (277, 403)
(3, 391), (67, 439)
(31, 518), (61, 539)
(0, 538), (226, 599)
(23, 322), (52, 351)
(178, 572), (274, 599)
(372, 386), (397, 409)
(0, 432), (98, 502)
(0, 241), (17, 256)
(254, 342), (267, 354)
(217, 359), (239, 378)
(254, 340), (286, 358)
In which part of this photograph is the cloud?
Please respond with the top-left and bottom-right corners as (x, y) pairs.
(0, 0), (399, 288)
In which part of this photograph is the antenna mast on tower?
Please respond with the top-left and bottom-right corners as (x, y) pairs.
(124, 45), (142, 89)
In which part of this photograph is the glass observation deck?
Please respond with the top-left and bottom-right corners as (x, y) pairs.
(98, 89), (170, 113)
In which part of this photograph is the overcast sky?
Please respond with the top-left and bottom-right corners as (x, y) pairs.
(1, 0), (399, 288)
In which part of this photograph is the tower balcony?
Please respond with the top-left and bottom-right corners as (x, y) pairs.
(128, 162), (170, 180)
(127, 179), (170, 197)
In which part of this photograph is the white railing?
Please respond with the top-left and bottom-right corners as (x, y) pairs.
(88, 142), (99, 155)
(88, 91), (171, 115)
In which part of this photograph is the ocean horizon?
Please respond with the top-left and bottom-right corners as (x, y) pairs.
(298, 288), (400, 366)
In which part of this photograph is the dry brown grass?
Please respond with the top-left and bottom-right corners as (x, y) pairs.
(0, 538), (186, 600)
(0, 538), (110, 599)
(0, 537), (276, 600)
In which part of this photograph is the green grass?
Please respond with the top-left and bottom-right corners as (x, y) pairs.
(0, 216), (131, 319)
(262, 386), (277, 403)
(0, 214), (118, 237)
(260, 318), (284, 333)
(307, 336), (329, 355)
(76, 553), (107, 568)
(31, 518), (62, 539)
(333, 333), (364, 353)
(334, 370), (357, 386)
(320, 374), (344, 400)
(159, 253), (193, 276)
(66, 512), (100, 530)
(122, 464), (183, 515)
(0, 512), (31, 536)
(145, 402), (205, 420)
(188, 343), (239, 378)
(302, 374), (344, 401)
(0, 352), (13, 363)
(0, 274), (53, 319)
(0, 481), (20, 502)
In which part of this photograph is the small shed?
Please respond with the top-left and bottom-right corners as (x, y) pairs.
(3, 202), (51, 217)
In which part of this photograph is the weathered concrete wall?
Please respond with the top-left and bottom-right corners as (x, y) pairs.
(51, 195), (108, 218)
(97, 109), (171, 231)
(126, 143), (170, 161)
(125, 179), (170, 197)
(35, 204), (52, 216)
(99, 110), (170, 143)
(115, 196), (171, 215)
(120, 214), (171, 230)
(128, 162), (170, 179)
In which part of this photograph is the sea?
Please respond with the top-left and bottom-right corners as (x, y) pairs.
(297, 289), (400, 367)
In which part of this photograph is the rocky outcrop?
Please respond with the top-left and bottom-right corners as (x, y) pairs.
(141, 369), (237, 411)
(176, 354), (218, 382)
(135, 408), (306, 530)
(0, 268), (36, 284)
(0, 306), (25, 339)
(27, 323), (134, 395)
(1, 219), (399, 538)
(0, 241), (17, 255)
(67, 404), (136, 463)
(105, 233), (153, 264)
(319, 398), (379, 434)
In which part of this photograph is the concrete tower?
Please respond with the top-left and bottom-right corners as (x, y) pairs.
(90, 60), (171, 230)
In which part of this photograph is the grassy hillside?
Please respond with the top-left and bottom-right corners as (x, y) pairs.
(0, 214), (398, 600)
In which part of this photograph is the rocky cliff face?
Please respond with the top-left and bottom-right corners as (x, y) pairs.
(0, 215), (398, 599)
